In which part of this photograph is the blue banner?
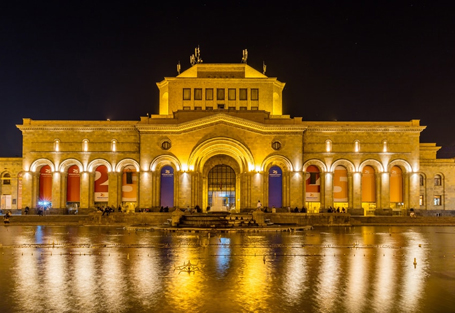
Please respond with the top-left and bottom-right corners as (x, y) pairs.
(268, 166), (282, 208)
(160, 166), (174, 208)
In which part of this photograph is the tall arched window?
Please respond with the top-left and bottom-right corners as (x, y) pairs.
(305, 165), (321, 213)
(354, 140), (360, 152)
(434, 174), (442, 186)
(208, 165), (235, 209)
(111, 139), (117, 152)
(54, 139), (60, 152)
(382, 140), (388, 152)
(2, 173), (11, 185)
(361, 166), (376, 213)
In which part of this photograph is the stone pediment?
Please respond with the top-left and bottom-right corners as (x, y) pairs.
(136, 113), (307, 135)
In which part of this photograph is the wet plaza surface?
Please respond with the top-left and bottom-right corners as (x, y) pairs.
(0, 225), (455, 313)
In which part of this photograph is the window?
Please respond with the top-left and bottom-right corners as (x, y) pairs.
(206, 88), (213, 100)
(183, 88), (191, 100)
(239, 106), (247, 110)
(309, 173), (318, 185)
(195, 106), (202, 110)
(354, 140), (360, 152)
(326, 140), (332, 152)
(217, 88), (225, 100)
(206, 106), (213, 110)
(434, 195), (442, 206)
(251, 88), (259, 100)
(183, 106), (191, 110)
(228, 89), (236, 100)
(271, 141), (281, 150)
(194, 88), (202, 100)
(111, 139), (117, 152)
(2, 173), (11, 185)
(82, 139), (89, 152)
(161, 141), (171, 150)
(239, 88), (247, 100)
(434, 175), (442, 186)
(383, 140), (388, 152)
(420, 175), (425, 186)
(251, 106), (258, 110)
(217, 104), (225, 109)
(419, 195), (424, 206)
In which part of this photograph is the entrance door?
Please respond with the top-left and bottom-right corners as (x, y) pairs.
(208, 165), (236, 210)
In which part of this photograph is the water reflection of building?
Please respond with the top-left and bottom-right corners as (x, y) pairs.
(1, 56), (455, 215)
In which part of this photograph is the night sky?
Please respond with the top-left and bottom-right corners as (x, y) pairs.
(1, 1), (455, 157)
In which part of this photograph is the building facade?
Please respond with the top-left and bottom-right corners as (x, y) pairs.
(1, 63), (454, 215)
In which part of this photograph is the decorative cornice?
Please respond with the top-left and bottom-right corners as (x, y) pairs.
(305, 127), (426, 132)
(136, 113), (307, 134)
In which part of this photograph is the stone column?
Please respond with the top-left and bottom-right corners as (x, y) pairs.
(139, 171), (152, 209)
(381, 172), (390, 209)
(51, 171), (62, 209)
(108, 172), (120, 208)
(59, 172), (68, 209)
(323, 172), (333, 209)
(375, 172), (381, 210)
(302, 171), (307, 209)
(352, 172), (361, 210)
(80, 172), (90, 209)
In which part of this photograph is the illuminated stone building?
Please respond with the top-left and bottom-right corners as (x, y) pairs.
(1, 61), (454, 215)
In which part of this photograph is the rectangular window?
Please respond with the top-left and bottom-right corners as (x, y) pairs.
(206, 88), (213, 100)
(239, 106), (247, 110)
(218, 104), (225, 109)
(309, 173), (317, 185)
(251, 88), (259, 100)
(434, 195), (442, 206)
(228, 89), (236, 100)
(419, 195), (424, 206)
(183, 106), (191, 110)
(251, 106), (258, 110)
(194, 88), (202, 100)
(126, 172), (133, 184)
(183, 88), (191, 100)
(420, 175), (424, 186)
(217, 88), (225, 100)
(195, 106), (202, 110)
(228, 106), (236, 110)
(239, 88), (247, 100)
(206, 106), (213, 110)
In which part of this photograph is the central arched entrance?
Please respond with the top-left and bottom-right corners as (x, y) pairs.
(208, 165), (236, 210)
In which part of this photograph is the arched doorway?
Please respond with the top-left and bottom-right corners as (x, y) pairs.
(39, 165), (52, 208)
(160, 165), (174, 208)
(94, 165), (108, 205)
(122, 165), (138, 211)
(67, 165), (80, 211)
(390, 166), (404, 211)
(305, 165), (321, 213)
(208, 165), (236, 211)
(268, 166), (282, 209)
(333, 165), (348, 211)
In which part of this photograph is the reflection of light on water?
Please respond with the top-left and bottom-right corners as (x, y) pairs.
(130, 250), (160, 304)
(14, 250), (41, 312)
(283, 250), (307, 304)
(43, 249), (70, 312)
(316, 251), (340, 312)
(344, 246), (367, 313)
(216, 238), (231, 273)
(100, 250), (127, 311)
(72, 249), (97, 312)
(400, 231), (427, 312)
(372, 246), (396, 312)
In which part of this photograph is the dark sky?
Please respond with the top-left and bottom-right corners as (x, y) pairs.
(1, 1), (455, 157)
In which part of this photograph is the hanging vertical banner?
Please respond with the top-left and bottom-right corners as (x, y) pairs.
(94, 165), (109, 202)
(333, 166), (348, 202)
(39, 165), (52, 203)
(305, 165), (321, 201)
(362, 166), (376, 202)
(160, 166), (174, 208)
(390, 166), (403, 203)
(122, 165), (138, 201)
(67, 165), (80, 202)
(268, 166), (282, 208)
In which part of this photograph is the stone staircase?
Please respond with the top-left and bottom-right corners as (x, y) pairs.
(177, 212), (233, 228)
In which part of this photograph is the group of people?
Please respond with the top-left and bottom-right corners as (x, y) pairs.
(327, 207), (346, 213)
(97, 205), (121, 216)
